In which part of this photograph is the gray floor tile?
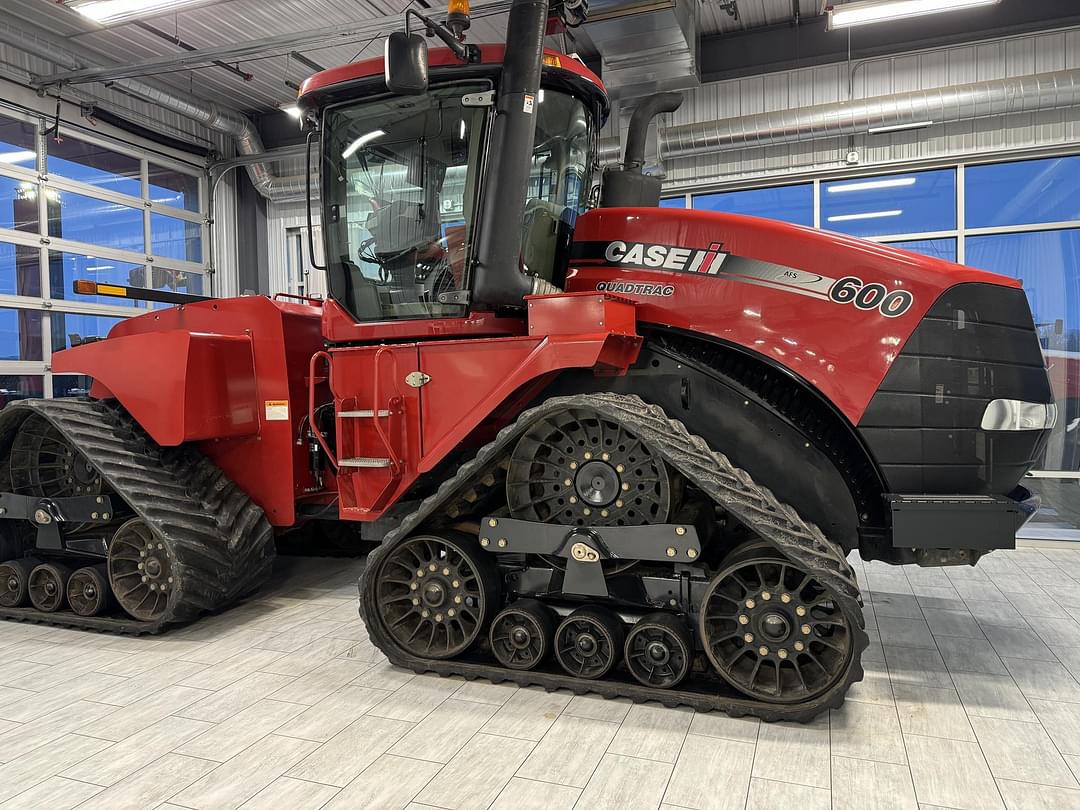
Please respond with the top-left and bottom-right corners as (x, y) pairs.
(515, 714), (618, 788)
(414, 732), (535, 810)
(970, 715), (1078, 787)
(1002, 657), (1080, 702)
(1007, 590), (1070, 619)
(0, 700), (112, 763)
(349, 661), (417, 691)
(872, 593), (923, 619)
(966, 600), (1025, 627)
(173, 734), (321, 810)
(0, 671), (126, 723)
(831, 699), (907, 764)
(995, 779), (1080, 810)
(832, 756), (918, 810)
(950, 672), (1037, 722)
(575, 753), (673, 810)
(93, 659), (209, 707)
(64, 716), (212, 786)
(914, 586), (966, 612)
(935, 635), (1009, 675)
(276, 684), (393, 742)
(607, 703), (693, 764)
(451, 679), (519, 706)
(982, 624), (1057, 662)
(288, 715), (413, 787)
(663, 733), (755, 810)
(0, 732), (112, 804)
(0, 775), (102, 810)
(178, 672), (296, 723)
(1030, 698), (1080, 756)
(563, 693), (633, 723)
(269, 658), (372, 706)
(688, 711), (761, 743)
(179, 646), (285, 691)
(174, 698), (307, 762)
(884, 646), (954, 689)
(255, 619), (345, 654)
(745, 778), (830, 810)
(892, 683), (975, 741)
(1035, 617), (1080, 647)
(239, 776), (340, 809)
(388, 698), (500, 764)
(953, 580), (1007, 603)
(76, 753), (217, 810)
(878, 616), (937, 649)
(752, 716), (830, 789)
(480, 686), (572, 742)
(323, 755), (442, 810)
(904, 734), (1004, 810)
(923, 609), (984, 639)
(366, 674), (465, 723)
(489, 777), (580, 810)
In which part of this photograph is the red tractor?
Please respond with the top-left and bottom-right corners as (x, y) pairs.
(0, 0), (1053, 720)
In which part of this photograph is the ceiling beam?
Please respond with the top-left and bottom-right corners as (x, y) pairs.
(700, 0), (1080, 83)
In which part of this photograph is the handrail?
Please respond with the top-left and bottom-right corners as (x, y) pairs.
(307, 351), (337, 469)
(371, 346), (403, 475)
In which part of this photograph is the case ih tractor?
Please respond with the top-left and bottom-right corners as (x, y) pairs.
(0, 0), (1054, 720)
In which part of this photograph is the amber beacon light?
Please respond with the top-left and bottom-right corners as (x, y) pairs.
(447, 0), (471, 36)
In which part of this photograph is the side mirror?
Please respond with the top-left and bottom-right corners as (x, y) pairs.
(385, 32), (429, 95)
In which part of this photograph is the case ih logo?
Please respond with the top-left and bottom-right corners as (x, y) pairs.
(603, 240), (728, 274)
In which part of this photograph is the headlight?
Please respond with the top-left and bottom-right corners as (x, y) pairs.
(981, 399), (1057, 431)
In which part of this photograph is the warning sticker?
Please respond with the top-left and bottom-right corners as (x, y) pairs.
(523, 93), (535, 114)
(265, 400), (289, 421)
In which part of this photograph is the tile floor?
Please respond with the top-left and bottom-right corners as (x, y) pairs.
(0, 546), (1079, 809)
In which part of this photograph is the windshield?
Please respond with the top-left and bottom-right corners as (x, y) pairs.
(323, 83), (488, 321)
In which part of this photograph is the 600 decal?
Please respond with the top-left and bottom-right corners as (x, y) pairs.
(829, 276), (913, 318)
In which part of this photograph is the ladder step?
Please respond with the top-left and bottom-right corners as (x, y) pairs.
(339, 410), (391, 418)
(339, 457), (393, 469)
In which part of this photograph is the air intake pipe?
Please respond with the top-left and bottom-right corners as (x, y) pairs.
(600, 91), (683, 208)
(469, 0), (559, 310)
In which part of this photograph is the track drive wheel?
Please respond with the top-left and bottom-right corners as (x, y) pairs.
(108, 518), (175, 622)
(624, 612), (693, 689)
(489, 599), (556, 671)
(28, 562), (72, 612)
(700, 549), (858, 704)
(68, 565), (113, 617)
(0, 558), (38, 608)
(371, 532), (499, 660)
(554, 606), (625, 680)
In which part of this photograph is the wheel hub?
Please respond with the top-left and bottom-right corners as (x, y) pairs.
(422, 581), (447, 608)
(145, 558), (162, 578)
(760, 612), (790, 641)
(6, 577), (17, 592)
(576, 632), (598, 656)
(510, 625), (532, 649)
(646, 640), (671, 665)
(575, 460), (620, 507)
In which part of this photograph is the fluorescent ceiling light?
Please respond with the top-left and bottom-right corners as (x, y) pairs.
(84, 265), (115, 272)
(68, 0), (212, 24)
(828, 177), (916, 193)
(827, 210), (903, 222)
(827, 0), (1000, 30)
(0, 150), (36, 165)
(868, 120), (934, 134)
(342, 129), (386, 159)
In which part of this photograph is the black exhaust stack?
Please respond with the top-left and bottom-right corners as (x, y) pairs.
(600, 91), (683, 208)
(470, 0), (553, 310)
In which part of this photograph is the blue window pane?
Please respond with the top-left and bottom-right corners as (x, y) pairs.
(49, 191), (144, 254)
(51, 313), (122, 353)
(967, 156), (1080, 229)
(53, 375), (93, 398)
(966, 229), (1080, 471)
(0, 177), (39, 232)
(49, 251), (141, 308)
(0, 114), (36, 160)
(0, 241), (42, 298)
(660, 197), (685, 209)
(151, 213), (202, 263)
(0, 375), (43, 404)
(48, 137), (142, 198)
(822, 169), (956, 237)
(0, 307), (42, 361)
(692, 184), (813, 227)
(148, 164), (200, 212)
(887, 238), (957, 262)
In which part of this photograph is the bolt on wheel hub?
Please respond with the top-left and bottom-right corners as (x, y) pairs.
(645, 640), (671, 665)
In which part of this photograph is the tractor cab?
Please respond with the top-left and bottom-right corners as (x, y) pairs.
(297, 36), (608, 331)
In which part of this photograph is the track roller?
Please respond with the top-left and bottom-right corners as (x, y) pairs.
(554, 606), (625, 679)
(68, 565), (113, 617)
(0, 559), (38, 608)
(109, 518), (176, 622)
(624, 612), (692, 689)
(28, 562), (72, 613)
(489, 599), (556, 670)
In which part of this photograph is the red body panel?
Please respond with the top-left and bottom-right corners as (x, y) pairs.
(567, 207), (1020, 424)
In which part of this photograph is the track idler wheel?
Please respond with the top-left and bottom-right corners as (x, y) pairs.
(624, 612), (693, 689)
(28, 562), (72, 612)
(68, 565), (113, 617)
(554, 606), (625, 680)
(0, 558), (39, 608)
(700, 548), (857, 704)
(489, 599), (556, 671)
(371, 532), (499, 660)
(108, 518), (176, 622)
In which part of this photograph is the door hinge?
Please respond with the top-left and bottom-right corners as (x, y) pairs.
(462, 91), (495, 107)
(405, 371), (432, 388)
(437, 290), (470, 305)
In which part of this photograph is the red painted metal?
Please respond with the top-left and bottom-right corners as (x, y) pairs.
(566, 207), (1018, 424)
(298, 46), (605, 99)
(321, 298), (526, 344)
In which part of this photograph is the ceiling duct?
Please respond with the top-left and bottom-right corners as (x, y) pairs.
(585, 0), (699, 99)
(0, 18), (310, 202)
(598, 67), (1080, 164)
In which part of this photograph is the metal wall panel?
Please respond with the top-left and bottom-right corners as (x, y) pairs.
(663, 27), (1080, 189)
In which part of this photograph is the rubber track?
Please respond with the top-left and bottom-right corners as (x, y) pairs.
(0, 399), (275, 635)
(359, 392), (868, 722)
